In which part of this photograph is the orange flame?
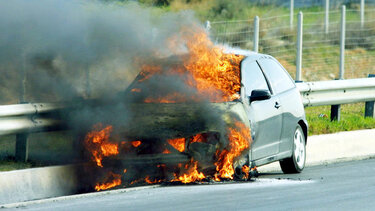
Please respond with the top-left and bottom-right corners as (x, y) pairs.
(136, 27), (243, 103)
(191, 134), (205, 143)
(131, 140), (141, 148)
(138, 65), (162, 82)
(183, 30), (243, 102)
(130, 179), (142, 185)
(173, 159), (205, 183)
(145, 176), (162, 184)
(242, 165), (249, 179)
(162, 149), (171, 154)
(167, 138), (186, 152)
(84, 124), (119, 167)
(95, 172), (122, 191)
(215, 121), (251, 180)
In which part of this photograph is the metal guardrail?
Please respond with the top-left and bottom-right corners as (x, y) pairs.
(296, 77), (375, 107)
(0, 103), (66, 161)
(0, 103), (65, 118)
(0, 103), (65, 136)
(0, 78), (374, 161)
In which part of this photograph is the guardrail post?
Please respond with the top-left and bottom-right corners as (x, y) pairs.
(325, 0), (329, 34)
(331, 104), (341, 121)
(360, 0), (365, 28)
(15, 134), (29, 162)
(296, 11), (303, 82)
(290, 0), (294, 30)
(365, 74), (375, 118)
(253, 16), (259, 53)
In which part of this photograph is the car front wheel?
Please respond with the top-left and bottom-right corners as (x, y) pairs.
(280, 125), (306, 173)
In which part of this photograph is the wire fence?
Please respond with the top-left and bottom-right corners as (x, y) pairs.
(252, 0), (375, 8)
(208, 6), (375, 81)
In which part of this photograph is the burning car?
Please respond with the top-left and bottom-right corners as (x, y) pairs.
(82, 31), (307, 191)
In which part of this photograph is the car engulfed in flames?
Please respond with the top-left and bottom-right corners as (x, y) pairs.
(83, 28), (254, 191)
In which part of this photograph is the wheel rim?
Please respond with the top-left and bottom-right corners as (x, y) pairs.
(293, 128), (305, 169)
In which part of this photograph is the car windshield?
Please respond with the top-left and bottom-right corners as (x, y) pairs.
(124, 55), (244, 103)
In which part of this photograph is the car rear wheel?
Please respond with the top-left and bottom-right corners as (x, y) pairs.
(279, 125), (306, 173)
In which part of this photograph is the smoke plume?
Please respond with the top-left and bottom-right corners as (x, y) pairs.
(0, 0), (201, 103)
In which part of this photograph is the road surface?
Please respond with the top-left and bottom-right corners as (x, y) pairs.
(8, 158), (375, 210)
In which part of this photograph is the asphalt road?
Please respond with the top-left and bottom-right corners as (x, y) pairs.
(8, 158), (375, 211)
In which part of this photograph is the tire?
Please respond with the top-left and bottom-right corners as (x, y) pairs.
(279, 125), (306, 173)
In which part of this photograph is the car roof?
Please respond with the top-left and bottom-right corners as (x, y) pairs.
(223, 47), (273, 62)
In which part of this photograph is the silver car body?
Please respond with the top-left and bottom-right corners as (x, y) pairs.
(231, 49), (308, 168)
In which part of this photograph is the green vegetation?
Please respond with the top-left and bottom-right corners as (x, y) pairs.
(0, 159), (35, 172)
(0, 132), (77, 171)
(305, 103), (375, 135)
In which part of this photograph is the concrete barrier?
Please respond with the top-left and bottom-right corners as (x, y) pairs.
(1, 129), (375, 205)
(0, 165), (80, 205)
(258, 128), (375, 172)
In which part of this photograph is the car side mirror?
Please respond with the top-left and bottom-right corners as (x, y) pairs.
(249, 89), (271, 103)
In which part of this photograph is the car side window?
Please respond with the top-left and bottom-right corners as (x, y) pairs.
(258, 58), (295, 94)
(241, 59), (269, 97)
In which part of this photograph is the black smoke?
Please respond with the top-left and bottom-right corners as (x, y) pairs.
(0, 0), (200, 103)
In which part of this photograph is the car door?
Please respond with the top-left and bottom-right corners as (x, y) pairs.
(241, 58), (282, 160)
(258, 58), (299, 155)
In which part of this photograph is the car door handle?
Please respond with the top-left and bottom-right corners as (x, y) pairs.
(275, 102), (281, 109)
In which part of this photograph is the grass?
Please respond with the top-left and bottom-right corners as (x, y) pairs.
(0, 159), (35, 172)
(0, 132), (78, 172)
(305, 103), (375, 135)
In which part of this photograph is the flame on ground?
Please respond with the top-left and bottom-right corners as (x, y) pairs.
(172, 159), (205, 184)
(145, 176), (162, 184)
(95, 172), (122, 191)
(84, 124), (119, 167)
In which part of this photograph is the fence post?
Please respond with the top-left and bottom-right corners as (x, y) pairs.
(15, 134), (29, 162)
(339, 5), (346, 80)
(205, 20), (211, 31)
(360, 0), (365, 28)
(296, 12), (303, 82)
(253, 16), (259, 53)
(325, 0), (329, 34)
(331, 5), (346, 121)
(365, 74), (375, 118)
(290, 0), (294, 30)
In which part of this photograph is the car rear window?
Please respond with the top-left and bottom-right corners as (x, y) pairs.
(258, 58), (295, 94)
